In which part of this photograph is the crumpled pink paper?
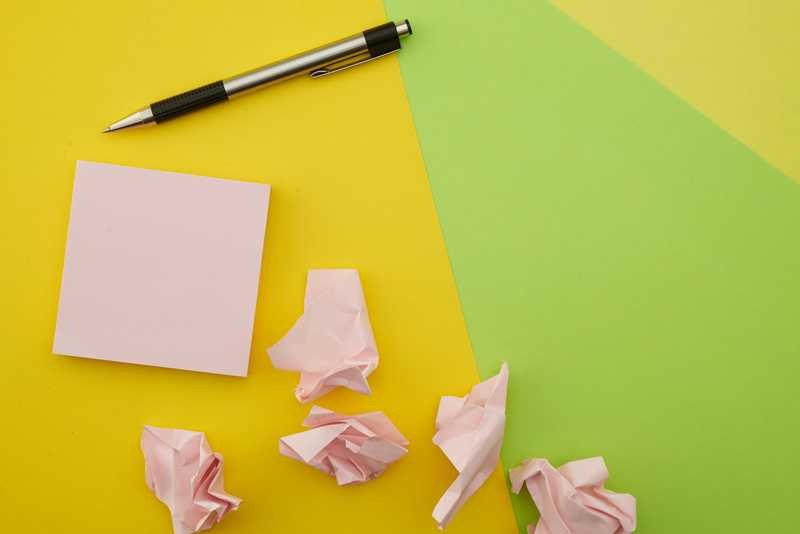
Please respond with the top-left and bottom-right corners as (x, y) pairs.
(141, 425), (241, 534)
(509, 457), (636, 534)
(279, 405), (409, 485)
(432, 362), (509, 529)
(268, 269), (379, 403)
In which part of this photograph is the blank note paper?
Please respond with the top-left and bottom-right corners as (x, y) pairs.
(53, 161), (270, 376)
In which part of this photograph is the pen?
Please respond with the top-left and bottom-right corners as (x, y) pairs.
(104, 20), (412, 132)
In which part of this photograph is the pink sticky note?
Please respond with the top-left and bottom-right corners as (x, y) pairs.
(267, 269), (379, 402)
(141, 425), (242, 534)
(279, 405), (409, 485)
(432, 362), (509, 529)
(53, 161), (270, 376)
(509, 457), (636, 534)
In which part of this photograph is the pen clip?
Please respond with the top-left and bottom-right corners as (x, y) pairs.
(309, 50), (397, 79)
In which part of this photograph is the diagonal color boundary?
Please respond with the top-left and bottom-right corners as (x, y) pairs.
(551, 0), (800, 182)
(384, 1), (800, 532)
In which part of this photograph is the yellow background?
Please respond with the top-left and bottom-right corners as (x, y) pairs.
(551, 0), (800, 181)
(0, 1), (517, 532)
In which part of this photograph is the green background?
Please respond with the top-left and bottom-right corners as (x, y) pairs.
(384, 1), (800, 532)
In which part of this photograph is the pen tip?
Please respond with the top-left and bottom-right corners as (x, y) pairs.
(102, 127), (111, 133)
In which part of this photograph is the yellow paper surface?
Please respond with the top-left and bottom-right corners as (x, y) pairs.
(551, 0), (800, 181)
(0, 1), (517, 532)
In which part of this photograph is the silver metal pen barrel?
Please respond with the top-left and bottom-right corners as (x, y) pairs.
(226, 20), (411, 96)
(104, 20), (412, 132)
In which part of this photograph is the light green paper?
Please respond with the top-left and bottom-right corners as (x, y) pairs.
(384, 1), (800, 532)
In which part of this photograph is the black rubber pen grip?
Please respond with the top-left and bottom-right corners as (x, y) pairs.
(150, 80), (228, 123)
(363, 22), (401, 57)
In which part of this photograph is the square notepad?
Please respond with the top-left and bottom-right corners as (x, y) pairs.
(53, 161), (270, 376)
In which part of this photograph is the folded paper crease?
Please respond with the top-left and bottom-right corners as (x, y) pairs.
(509, 456), (636, 534)
(141, 425), (241, 534)
(268, 269), (379, 402)
(279, 405), (409, 485)
(432, 362), (509, 529)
